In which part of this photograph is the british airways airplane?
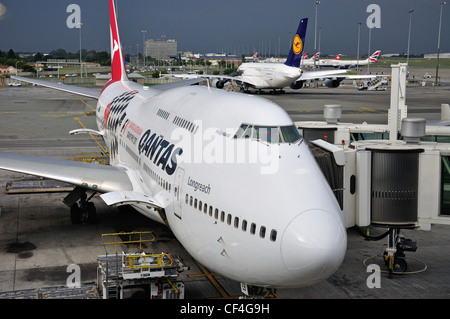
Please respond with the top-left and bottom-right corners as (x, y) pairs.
(319, 51), (382, 69)
(3, 0), (347, 293)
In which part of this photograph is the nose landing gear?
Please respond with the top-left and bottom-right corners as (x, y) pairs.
(383, 228), (417, 276)
(361, 226), (426, 276)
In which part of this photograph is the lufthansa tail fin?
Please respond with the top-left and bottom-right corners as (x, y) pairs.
(285, 18), (308, 68)
(108, 0), (128, 83)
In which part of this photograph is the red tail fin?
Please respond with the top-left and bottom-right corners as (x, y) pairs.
(109, 0), (128, 83)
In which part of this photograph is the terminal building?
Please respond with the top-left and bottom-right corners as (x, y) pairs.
(145, 39), (178, 61)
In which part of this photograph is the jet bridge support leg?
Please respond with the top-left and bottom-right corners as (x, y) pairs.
(63, 186), (97, 224)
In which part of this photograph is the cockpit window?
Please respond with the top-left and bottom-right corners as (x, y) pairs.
(254, 126), (281, 143)
(234, 124), (252, 139)
(280, 125), (302, 143)
(234, 124), (302, 144)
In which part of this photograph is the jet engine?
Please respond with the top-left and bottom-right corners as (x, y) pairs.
(290, 81), (304, 90)
(325, 78), (344, 88)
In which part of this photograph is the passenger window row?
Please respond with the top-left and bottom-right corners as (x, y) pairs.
(173, 116), (199, 134)
(143, 162), (172, 193)
(185, 193), (278, 242)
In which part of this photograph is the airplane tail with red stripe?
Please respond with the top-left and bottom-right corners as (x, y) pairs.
(369, 50), (381, 63)
(108, 0), (128, 83)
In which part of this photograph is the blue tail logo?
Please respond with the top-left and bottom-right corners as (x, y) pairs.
(285, 18), (308, 68)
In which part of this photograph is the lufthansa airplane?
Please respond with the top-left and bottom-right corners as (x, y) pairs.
(168, 18), (349, 92)
(3, 0), (347, 292)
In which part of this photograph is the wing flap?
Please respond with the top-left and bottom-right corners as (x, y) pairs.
(69, 128), (104, 136)
(100, 191), (162, 209)
(0, 151), (132, 193)
(300, 69), (348, 81)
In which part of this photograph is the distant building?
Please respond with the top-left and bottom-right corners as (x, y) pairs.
(176, 53), (243, 67)
(199, 54), (242, 67)
(0, 65), (17, 74)
(145, 39), (177, 60)
(424, 53), (450, 59)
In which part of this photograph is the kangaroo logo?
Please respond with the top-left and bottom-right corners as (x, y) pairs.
(293, 34), (303, 55)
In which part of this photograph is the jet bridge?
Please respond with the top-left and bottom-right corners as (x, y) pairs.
(296, 64), (448, 275)
(296, 64), (450, 231)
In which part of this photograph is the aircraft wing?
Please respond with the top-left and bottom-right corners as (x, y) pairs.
(299, 69), (349, 81)
(11, 76), (102, 99)
(154, 78), (205, 91)
(0, 151), (133, 193)
(162, 73), (236, 81)
(0, 151), (166, 208)
(11, 75), (204, 97)
(337, 74), (390, 80)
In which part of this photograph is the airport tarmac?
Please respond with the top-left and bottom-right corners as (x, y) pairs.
(0, 81), (449, 301)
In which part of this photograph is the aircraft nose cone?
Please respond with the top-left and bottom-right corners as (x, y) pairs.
(281, 209), (347, 284)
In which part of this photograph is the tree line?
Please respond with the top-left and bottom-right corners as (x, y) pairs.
(0, 48), (111, 73)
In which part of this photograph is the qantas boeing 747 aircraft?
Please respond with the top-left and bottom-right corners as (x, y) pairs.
(3, 0), (347, 293)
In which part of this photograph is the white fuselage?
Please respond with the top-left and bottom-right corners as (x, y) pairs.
(322, 58), (371, 68)
(96, 81), (347, 288)
(237, 63), (302, 90)
(303, 58), (371, 68)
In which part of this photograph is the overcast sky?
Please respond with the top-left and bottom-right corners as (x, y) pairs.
(0, 0), (449, 57)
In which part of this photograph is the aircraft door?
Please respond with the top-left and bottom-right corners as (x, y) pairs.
(173, 167), (185, 219)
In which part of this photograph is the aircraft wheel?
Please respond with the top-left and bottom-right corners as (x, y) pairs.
(87, 202), (97, 224)
(70, 204), (82, 224)
(393, 257), (408, 273)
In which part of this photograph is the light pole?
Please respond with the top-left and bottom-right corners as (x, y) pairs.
(314, 1), (320, 70)
(318, 26), (322, 55)
(357, 22), (362, 73)
(136, 43), (139, 68)
(406, 10), (414, 71)
(436, 1), (446, 86)
(367, 27), (372, 74)
(78, 22), (83, 78)
(141, 30), (147, 68)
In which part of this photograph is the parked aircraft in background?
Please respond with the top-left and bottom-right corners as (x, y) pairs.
(167, 19), (349, 92)
(244, 52), (259, 62)
(302, 53), (341, 67)
(320, 51), (381, 69)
